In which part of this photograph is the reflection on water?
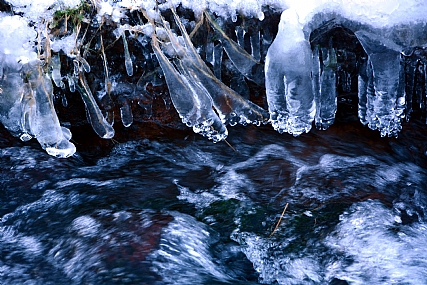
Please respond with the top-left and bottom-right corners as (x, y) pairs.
(0, 120), (427, 284)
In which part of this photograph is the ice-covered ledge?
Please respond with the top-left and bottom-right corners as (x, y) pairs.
(0, 0), (427, 157)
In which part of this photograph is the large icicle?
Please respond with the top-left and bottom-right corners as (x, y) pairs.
(355, 30), (405, 137)
(160, 9), (268, 127)
(0, 68), (31, 139)
(26, 65), (76, 158)
(152, 38), (228, 142)
(265, 9), (315, 136)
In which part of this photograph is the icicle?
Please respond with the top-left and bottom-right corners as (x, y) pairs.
(424, 63), (427, 123)
(160, 9), (268, 128)
(51, 54), (64, 88)
(205, 12), (265, 86)
(0, 54), (3, 79)
(265, 9), (315, 136)
(358, 55), (369, 125)
(250, 31), (261, 62)
(61, 94), (68, 107)
(178, 57), (268, 126)
(120, 102), (133, 127)
(67, 74), (76, 93)
(414, 61), (426, 114)
(78, 56), (91, 73)
(205, 41), (214, 64)
(235, 26), (245, 48)
(314, 47), (337, 130)
(122, 32), (134, 77)
(355, 30), (405, 137)
(73, 60), (79, 76)
(403, 56), (415, 121)
(213, 43), (223, 79)
(20, 83), (35, 141)
(0, 70), (27, 137)
(152, 38), (228, 142)
(25, 66), (76, 158)
(76, 72), (115, 139)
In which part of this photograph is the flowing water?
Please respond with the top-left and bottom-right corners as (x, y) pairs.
(1, 119), (427, 285)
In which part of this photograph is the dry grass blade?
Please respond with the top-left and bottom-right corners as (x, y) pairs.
(224, 139), (237, 152)
(269, 203), (289, 237)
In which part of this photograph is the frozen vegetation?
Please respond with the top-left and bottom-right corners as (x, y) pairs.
(0, 0), (427, 156)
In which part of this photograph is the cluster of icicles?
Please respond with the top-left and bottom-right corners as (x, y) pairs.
(0, 7), (425, 157)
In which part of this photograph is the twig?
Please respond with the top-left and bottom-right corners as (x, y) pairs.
(269, 203), (289, 237)
(224, 139), (237, 152)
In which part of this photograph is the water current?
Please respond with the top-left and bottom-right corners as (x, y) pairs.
(1, 117), (427, 285)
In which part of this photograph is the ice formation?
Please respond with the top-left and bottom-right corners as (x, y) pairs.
(0, 0), (427, 156)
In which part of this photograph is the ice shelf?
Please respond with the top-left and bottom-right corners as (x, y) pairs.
(0, 0), (427, 156)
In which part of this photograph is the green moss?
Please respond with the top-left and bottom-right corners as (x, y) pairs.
(52, 1), (91, 29)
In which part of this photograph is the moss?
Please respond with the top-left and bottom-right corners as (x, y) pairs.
(51, 0), (91, 29)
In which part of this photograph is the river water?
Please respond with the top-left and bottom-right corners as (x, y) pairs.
(1, 118), (427, 285)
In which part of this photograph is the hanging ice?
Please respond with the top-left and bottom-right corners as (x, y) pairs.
(312, 46), (337, 130)
(25, 64), (76, 158)
(206, 12), (265, 86)
(76, 70), (115, 139)
(152, 38), (228, 142)
(122, 32), (134, 77)
(265, 9), (315, 136)
(355, 30), (405, 137)
(151, 8), (267, 136)
(50, 54), (64, 88)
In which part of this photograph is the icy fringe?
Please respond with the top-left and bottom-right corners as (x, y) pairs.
(1, 2), (427, 157)
(266, 9), (427, 138)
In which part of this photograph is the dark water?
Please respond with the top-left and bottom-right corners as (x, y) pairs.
(1, 119), (427, 285)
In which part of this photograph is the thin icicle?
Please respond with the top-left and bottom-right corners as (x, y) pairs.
(314, 47), (337, 130)
(358, 55), (369, 125)
(122, 32), (134, 77)
(67, 74), (76, 93)
(235, 26), (245, 48)
(250, 31), (261, 62)
(424, 63), (427, 124)
(213, 43), (223, 79)
(403, 56), (415, 121)
(205, 12), (264, 86)
(205, 41), (214, 65)
(120, 103), (133, 127)
(76, 72), (115, 139)
(51, 54), (64, 88)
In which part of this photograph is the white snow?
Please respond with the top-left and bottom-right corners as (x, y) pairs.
(0, 15), (37, 65)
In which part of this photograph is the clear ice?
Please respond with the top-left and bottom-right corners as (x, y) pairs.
(355, 31), (405, 137)
(265, 9), (315, 136)
(312, 46), (337, 130)
(1, 0), (427, 156)
(0, 64), (76, 158)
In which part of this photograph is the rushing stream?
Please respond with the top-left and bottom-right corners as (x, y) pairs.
(1, 118), (427, 285)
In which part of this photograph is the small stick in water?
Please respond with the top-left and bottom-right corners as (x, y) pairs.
(270, 203), (289, 237)
(224, 139), (237, 152)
